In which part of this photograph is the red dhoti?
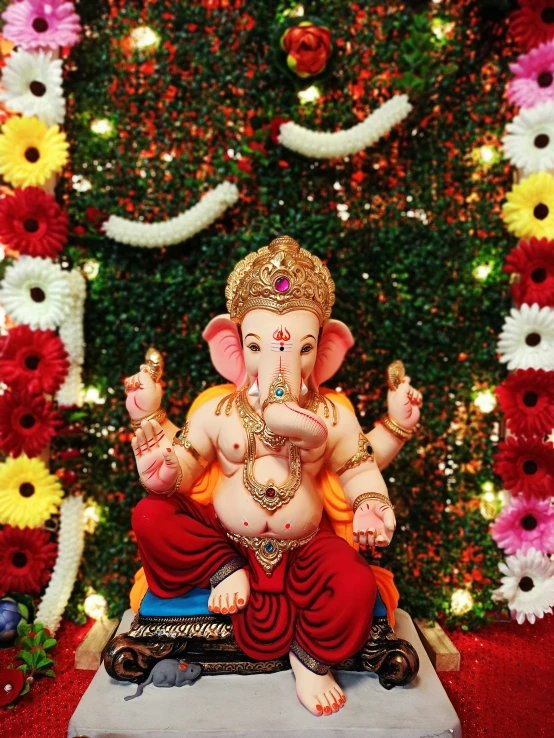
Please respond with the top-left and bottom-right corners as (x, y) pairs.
(132, 493), (376, 670)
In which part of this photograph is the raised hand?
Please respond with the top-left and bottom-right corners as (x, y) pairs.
(352, 499), (396, 551)
(132, 419), (181, 494)
(124, 365), (163, 422)
(387, 374), (422, 432)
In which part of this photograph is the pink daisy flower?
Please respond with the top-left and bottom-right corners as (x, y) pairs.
(1, 0), (81, 51)
(508, 40), (554, 109)
(492, 496), (554, 555)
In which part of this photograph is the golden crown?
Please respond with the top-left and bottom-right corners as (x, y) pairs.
(225, 236), (335, 325)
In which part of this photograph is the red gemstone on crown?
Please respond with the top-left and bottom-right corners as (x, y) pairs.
(266, 487), (276, 498)
(274, 276), (290, 292)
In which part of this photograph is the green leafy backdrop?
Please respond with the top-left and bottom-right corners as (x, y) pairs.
(53, 0), (515, 627)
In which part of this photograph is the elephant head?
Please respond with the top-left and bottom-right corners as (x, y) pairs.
(203, 308), (353, 449)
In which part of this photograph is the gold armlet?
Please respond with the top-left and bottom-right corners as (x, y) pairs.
(379, 414), (413, 442)
(131, 408), (166, 430)
(352, 492), (393, 515)
(335, 433), (374, 476)
(140, 464), (183, 497)
(172, 422), (210, 469)
(261, 372), (298, 412)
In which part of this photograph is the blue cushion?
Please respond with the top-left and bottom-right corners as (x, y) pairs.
(139, 587), (387, 618)
(139, 587), (212, 617)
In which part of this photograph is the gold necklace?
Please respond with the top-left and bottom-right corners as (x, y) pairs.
(242, 423), (301, 511)
(216, 388), (288, 450)
(215, 387), (302, 511)
(305, 390), (338, 426)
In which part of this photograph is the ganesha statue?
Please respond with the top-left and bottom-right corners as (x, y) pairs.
(108, 236), (423, 716)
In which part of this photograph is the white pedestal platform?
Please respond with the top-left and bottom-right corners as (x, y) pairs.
(68, 608), (461, 738)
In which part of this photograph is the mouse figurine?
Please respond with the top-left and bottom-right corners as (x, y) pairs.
(124, 659), (202, 701)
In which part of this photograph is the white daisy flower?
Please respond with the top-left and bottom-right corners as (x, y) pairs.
(493, 548), (554, 625)
(0, 256), (71, 330)
(497, 303), (554, 371)
(0, 49), (65, 127)
(502, 101), (554, 176)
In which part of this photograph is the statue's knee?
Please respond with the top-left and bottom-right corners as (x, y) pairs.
(132, 496), (174, 538)
(338, 560), (376, 609)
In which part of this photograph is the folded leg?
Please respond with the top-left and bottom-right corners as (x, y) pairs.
(132, 494), (245, 598)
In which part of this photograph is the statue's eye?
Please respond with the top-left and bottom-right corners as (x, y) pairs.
(301, 344), (313, 354)
(248, 344), (260, 352)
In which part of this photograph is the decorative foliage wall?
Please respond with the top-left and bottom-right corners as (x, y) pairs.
(54, 0), (517, 627)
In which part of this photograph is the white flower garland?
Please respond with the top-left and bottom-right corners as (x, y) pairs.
(278, 95), (413, 159)
(35, 495), (85, 634)
(102, 181), (239, 248)
(57, 269), (86, 407)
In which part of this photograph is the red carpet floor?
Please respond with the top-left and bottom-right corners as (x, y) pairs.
(1, 614), (553, 738)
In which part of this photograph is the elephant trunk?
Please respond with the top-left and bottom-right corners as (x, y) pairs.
(258, 360), (327, 450)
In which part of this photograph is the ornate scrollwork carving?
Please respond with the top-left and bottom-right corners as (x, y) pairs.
(359, 616), (420, 689)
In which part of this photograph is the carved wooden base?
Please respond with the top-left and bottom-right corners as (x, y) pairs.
(102, 613), (419, 688)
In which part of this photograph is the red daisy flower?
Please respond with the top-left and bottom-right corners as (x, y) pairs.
(0, 526), (57, 596)
(0, 187), (68, 258)
(496, 368), (554, 437)
(493, 435), (554, 498)
(0, 389), (60, 458)
(0, 325), (69, 394)
(0, 668), (24, 707)
(511, 1), (554, 51)
(504, 238), (554, 308)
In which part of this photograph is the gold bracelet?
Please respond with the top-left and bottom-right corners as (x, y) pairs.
(352, 492), (394, 515)
(140, 464), (183, 497)
(379, 414), (413, 441)
(172, 422), (210, 469)
(131, 408), (166, 430)
(335, 433), (374, 476)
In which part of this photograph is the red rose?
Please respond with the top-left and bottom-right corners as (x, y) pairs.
(0, 668), (24, 707)
(281, 22), (332, 79)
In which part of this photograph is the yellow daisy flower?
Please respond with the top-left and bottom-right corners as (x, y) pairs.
(0, 116), (69, 188)
(503, 171), (554, 240)
(0, 456), (64, 529)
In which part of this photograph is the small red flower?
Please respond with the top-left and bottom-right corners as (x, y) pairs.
(494, 436), (554, 498)
(510, 0), (554, 51)
(503, 238), (554, 308)
(0, 667), (24, 707)
(0, 388), (60, 458)
(269, 117), (290, 146)
(0, 325), (69, 395)
(281, 22), (332, 78)
(0, 188), (68, 258)
(496, 368), (554, 438)
(0, 526), (57, 596)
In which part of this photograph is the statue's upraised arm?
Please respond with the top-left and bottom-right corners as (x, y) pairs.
(124, 352), (216, 497)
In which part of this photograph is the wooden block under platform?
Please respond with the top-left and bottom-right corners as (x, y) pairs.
(75, 618), (119, 671)
(413, 619), (460, 672)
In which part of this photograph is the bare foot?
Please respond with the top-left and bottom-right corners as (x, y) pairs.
(289, 650), (346, 716)
(208, 568), (249, 615)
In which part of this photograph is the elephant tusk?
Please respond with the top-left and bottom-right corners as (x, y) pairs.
(247, 379), (260, 397)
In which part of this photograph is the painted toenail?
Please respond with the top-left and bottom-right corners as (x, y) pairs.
(230, 606), (237, 613)
(213, 607), (220, 613)
(221, 607), (228, 614)
(323, 706), (331, 714)
(315, 704), (322, 712)
(238, 598), (245, 605)
(332, 703), (338, 710)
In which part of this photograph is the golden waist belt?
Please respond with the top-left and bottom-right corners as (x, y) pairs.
(226, 528), (319, 576)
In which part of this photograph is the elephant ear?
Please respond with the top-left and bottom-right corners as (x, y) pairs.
(312, 319), (354, 387)
(202, 314), (247, 387)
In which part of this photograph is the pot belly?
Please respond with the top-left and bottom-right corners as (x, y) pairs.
(213, 470), (323, 539)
